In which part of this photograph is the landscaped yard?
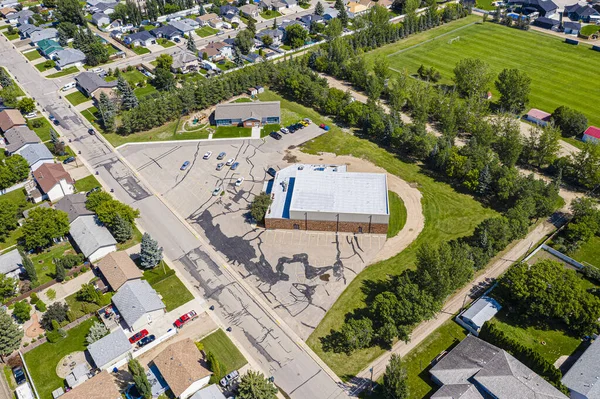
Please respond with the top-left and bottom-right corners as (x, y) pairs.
(31, 241), (79, 285)
(260, 10), (281, 19)
(81, 106), (100, 125)
(213, 126), (252, 139)
(0, 67), (24, 96)
(117, 225), (143, 251)
(46, 67), (79, 78)
(131, 46), (150, 55)
(580, 24), (600, 37)
(133, 84), (158, 99)
(570, 235), (600, 268)
(198, 329), (247, 374)
(65, 291), (111, 320)
(387, 190), (406, 238)
(120, 69), (148, 86)
(24, 318), (97, 399)
(195, 26), (218, 37)
(158, 38), (176, 48)
(143, 265), (194, 312)
(216, 60), (236, 71)
(65, 90), (90, 106)
(0, 189), (35, 250)
(233, 97), (253, 103)
(24, 50), (43, 61)
(27, 117), (53, 142)
(35, 62), (56, 72)
(73, 174), (101, 192)
(2, 30), (19, 40)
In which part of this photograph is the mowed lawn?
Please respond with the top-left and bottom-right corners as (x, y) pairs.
(387, 190), (406, 238)
(199, 329), (247, 374)
(381, 21), (600, 127)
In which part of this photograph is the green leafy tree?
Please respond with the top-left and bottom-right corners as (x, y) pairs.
(495, 68), (531, 113)
(325, 18), (342, 41)
(5, 155), (30, 183)
(85, 191), (113, 212)
(13, 301), (32, 323)
(97, 92), (116, 132)
(0, 274), (17, 299)
(285, 24), (309, 49)
(246, 18), (256, 34)
(234, 48), (244, 67)
(155, 54), (173, 70)
(0, 309), (23, 361)
(382, 354), (409, 399)
(21, 208), (70, 251)
(95, 199), (140, 227)
(339, 317), (373, 354)
(492, 114), (523, 167)
(551, 106), (588, 138)
(129, 359), (152, 399)
(17, 98), (36, 114)
(235, 29), (255, 55)
(20, 250), (38, 284)
(86, 321), (109, 344)
(521, 124), (561, 168)
(56, 0), (86, 25)
(140, 233), (163, 269)
(237, 371), (278, 399)
(250, 192), (272, 223)
(40, 302), (69, 330)
(0, 199), (19, 240)
(453, 58), (494, 98)
(153, 68), (175, 91)
(261, 34), (273, 47)
(568, 142), (600, 189)
(111, 214), (133, 243)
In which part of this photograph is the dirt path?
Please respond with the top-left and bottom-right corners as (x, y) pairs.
(290, 150), (425, 264)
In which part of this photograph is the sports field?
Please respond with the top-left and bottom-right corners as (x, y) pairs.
(380, 21), (600, 127)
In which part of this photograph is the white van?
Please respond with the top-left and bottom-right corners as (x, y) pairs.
(61, 82), (76, 91)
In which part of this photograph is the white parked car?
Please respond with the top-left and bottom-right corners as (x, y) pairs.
(226, 158), (235, 166)
(25, 111), (37, 119)
(235, 177), (244, 186)
(280, 127), (289, 134)
(61, 82), (76, 91)
(212, 186), (221, 196)
(91, 67), (104, 74)
(203, 151), (213, 160)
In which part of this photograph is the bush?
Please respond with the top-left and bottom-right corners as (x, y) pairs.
(13, 301), (32, 323)
(35, 300), (47, 312)
(29, 292), (39, 305)
(582, 265), (600, 284)
(46, 289), (56, 301)
(250, 192), (272, 223)
(31, 119), (43, 128)
(54, 254), (84, 270)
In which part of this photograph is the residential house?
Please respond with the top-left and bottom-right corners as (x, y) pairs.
(430, 335), (568, 399)
(282, 0), (297, 7)
(169, 18), (199, 35)
(533, 16), (560, 30)
(152, 339), (212, 399)
(0, 249), (24, 279)
(455, 296), (502, 336)
(3, 125), (40, 154)
(30, 28), (59, 45)
(214, 101), (280, 127)
(20, 143), (54, 171)
(525, 108), (551, 126)
(37, 38), (63, 57)
(151, 24), (183, 41)
(243, 52), (263, 63)
(219, 5), (240, 23)
(190, 385), (226, 399)
(358, 0), (373, 8)
(18, 23), (41, 39)
(562, 337), (600, 399)
(6, 9), (32, 25)
(256, 85), (264, 94)
(60, 371), (121, 399)
(256, 29), (284, 45)
(564, 3), (600, 23)
(87, 330), (132, 370)
(563, 21), (581, 35)
(199, 41), (232, 61)
(54, 48), (87, 69)
(92, 1), (117, 14)
(376, 0), (393, 9)
(197, 13), (224, 29)
(70, 215), (117, 261)
(0, 109), (26, 132)
(0, 7), (16, 17)
(74, 72), (118, 99)
(248, 87), (258, 96)
(346, 2), (368, 14)
(32, 163), (74, 202)
(97, 251), (142, 291)
(109, 30), (124, 40)
(508, 0), (558, 17)
(106, 19), (133, 33)
(172, 50), (200, 73)
(583, 126), (600, 144)
(111, 279), (166, 331)
(200, 60), (218, 71)
(299, 14), (323, 27)
(0, 0), (19, 6)
(92, 12), (110, 27)
(123, 30), (156, 47)
(279, 19), (306, 30)
(54, 193), (94, 223)
(239, 4), (259, 18)
(260, 0), (287, 12)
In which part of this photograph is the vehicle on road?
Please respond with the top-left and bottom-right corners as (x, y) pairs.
(53, 118), (60, 126)
(129, 329), (149, 344)
(62, 156), (76, 164)
(270, 132), (282, 140)
(230, 162), (239, 170)
(25, 111), (37, 119)
(220, 370), (240, 387)
(88, 128), (95, 135)
(180, 161), (190, 170)
(137, 334), (156, 347)
(303, 118), (312, 124)
(174, 310), (198, 328)
(49, 114), (55, 121)
(212, 186), (222, 196)
(226, 158), (235, 166)
(235, 177), (244, 186)
(61, 82), (76, 91)
(91, 67), (104, 74)
(174, 37), (181, 43)
(267, 167), (277, 177)
(319, 123), (330, 131)
(280, 127), (289, 134)
(217, 152), (226, 160)
(12, 366), (26, 385)
(203, 151), (212, 160)
(216, 163), (224, 170)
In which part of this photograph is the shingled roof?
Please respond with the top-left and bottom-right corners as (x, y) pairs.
(97, 251), (142, 291)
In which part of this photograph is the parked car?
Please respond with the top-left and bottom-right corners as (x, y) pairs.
(53, 118), (60, 126)
(129, 329), (149, 344)
(303, 118), (312, 124)
(212, 186), (222, 196)
(180, 161), (190, 170)
(12, 366), (25, 386)
(25, 111), (37, 119)
(86, 187), (101, 196)
(174, 310), (198, 328)
(220, 370), (240, 387)
(280, 127), (289, 134)
(137, 334), (156, 347)
(61, 82), (76, 91)
(216, 163), (224, 171)
(49, 114), (55, 121)
(230, 162), (239, 170)
(288, 125), (297, 133)
(235, 177), (244, 186)
(319, 123), (330, 131)
(91, 67), (104, 74)
(299, 121), (308, 127)
(270, 132), (282, 140)
(174, 37), (181, 43)
(217, 152), (226, 160)
(88, 128), (95, 135)
(294, 123), (303, 129)
(203, 151), (212, 160)
(62, 156), (76, 164)
(226, 158), (235, 166)
(267, 167), (277, 177)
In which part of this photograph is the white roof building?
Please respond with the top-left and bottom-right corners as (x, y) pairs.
(456, 296), (502, 336)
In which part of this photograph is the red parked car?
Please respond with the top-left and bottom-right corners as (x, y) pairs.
(174, 310), (198, 328)
(129, 329), (149, 344)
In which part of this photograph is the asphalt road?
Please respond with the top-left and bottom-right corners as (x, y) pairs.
(0, 34), (348, 399)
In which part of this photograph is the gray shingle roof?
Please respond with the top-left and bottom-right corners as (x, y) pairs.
(150, 24), (181, 38)
(124, 30), (154, 43)
(0, 249), (23, 275)
(20, 143), (53, 166)
(431, 383), (484, 399)
(172, 50), (198, 69)
(6, 9), (32, 21)
(87, 329), (131, 369)
(55, 48), (86, 68)
(4, 125), (41, 153)
(54, 193), (94, 223)
(459, 296), (501, 331)
(69, 215), (116, 259)
(190, 384), (227, 399)
(30, 28), (58, 43)
(562, 338), (600, 398)
(214, 101), (280, 121)
(91, 12), (109, 24)
(111, 280), (165, 328)
(74, 72), (117, 95)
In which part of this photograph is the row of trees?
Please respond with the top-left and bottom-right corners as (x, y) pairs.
(85, 191), (140, 243)
(0, 155), (30, 190)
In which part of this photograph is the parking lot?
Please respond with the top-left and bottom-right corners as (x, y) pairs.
(120, 125), (387, 339)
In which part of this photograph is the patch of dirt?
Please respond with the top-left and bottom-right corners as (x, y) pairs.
(56, 351), (88, 378)
(25, 313), (42, 338)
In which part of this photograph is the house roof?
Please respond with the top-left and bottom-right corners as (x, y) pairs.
(430, 335), (568, 399)
(562, 338), (600, 398)
(0, 109), (26, 132)
(22, 202), (51, 219)
(4, 125), (40, 153)
(153, 339), (212, 398)
(0, 249), (23, 275)
(97, 251), (142, 291)
(19, 23), (40, 36)
(0, 7), (16, 16)
(151, 24), (181, 38)
(60, 371), (121, 399)
(75, 72), (117, 94)
(37, 38), (63, 54)
(526, 108), (551, 120)
(30, 28), (58, 43)
(533, 16), (559, 27)
(584, 126), (600, 140)
(565, 3), (599, 17)
(460, 296), (501, 331)
(20, 143), (54, 167)
(172, 50), (198, 69)
(240, 4), (258, 14)
(256, 29), (284, 40)
(70, 215), (117, 259)
(33, 163), (73, 193)
(190, 384), (227, 399)
(431, 383), (484, 399)
(347, 1), (367, 12)
(54, 193), (94, 223)
(214, 101), (280, 121)
(92, 11), (109, 23)
(563, 21), (581, 30)
(169, 19), (197, 33)
(323, 7), (339, 17)
(87, 329), (131, 369)
(200, 41), (229, 57)
(55, 48), (86, 68)
(516, 0), (557, 12)
(6, 9), (32, 20)
(125, 30), (154, 42)
(197, 12), (219, 21)
(112, 279), (165, 328)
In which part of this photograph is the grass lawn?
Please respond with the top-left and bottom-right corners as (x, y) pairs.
(158, 38), (176, 48)
(35, 62), (56, 72)
(476, 0), (495, 10)
(131, 46), (150, 55)
(24, 318), (97, 399)
(580, 24), (600, 37)
(46, 66), (78, 78)
(216, 60), (236, 71)
(213, 126), (252, 139)
(0, 189), (34, 251)
(117, 225), (143, 251)
(377, 19), (600, 127)
(24, 50), (42, 61)
(65, 291), (112, 320)
(2, 30), (19, 40)
(196, 26), (218, 37)
(260, 10), (281, 19)
(73, 174), (101, 193)
(233, 97), (253, 103)
(143, 265), (194, 312)
(258, 90), (333, 127)
(120, 69), (148, 86)
(27, 117), (53, 142)
(2, 366), (16, 391)
(81, 106), (100, 125)
(31, 241), (79, 285)
(199, 329), (248, 374)
(302, 129), (497, 378)
(0, 67), (24, 96)
(570, 235), (600, 268)
(134, 84), (158, 99)
(387, 190), (406, 238)
(65, 90), (90, 106)
(261, 123), (282, 138)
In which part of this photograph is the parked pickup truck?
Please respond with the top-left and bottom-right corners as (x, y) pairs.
(174, 310), (198, 328)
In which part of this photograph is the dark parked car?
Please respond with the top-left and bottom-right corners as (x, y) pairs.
(217, 152), (226, 160)
(288, 125), (296, 133)
(267, 167), (277, 177)
(230, 162), (240, 170)
(86, 187), (101, 196)
(88, 128), (95, 135)
(137, 334), (156, 347)
(269, 131), (282, 140)
(12, 366), (25, 385)
(62, 156), (76, 164)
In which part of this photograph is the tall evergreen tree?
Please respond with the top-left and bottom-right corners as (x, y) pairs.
(55, 262), (66, 282)
(20, 250), (38, 285)
(117, 77), (138, 110)
(129, 359), (152, 399)
(140, 233), (163, 269)
(0, 309), (23, 361)
(315, 1), (324, 15)
(111, 214), (133, 243)
(98, 92), (117, 131)
(382, 354), (409, 399)
(246, 17), (256, 34)
(187, 35), (197, 53)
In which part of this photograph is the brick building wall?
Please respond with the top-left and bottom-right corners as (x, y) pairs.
(265, 217), (388, 234)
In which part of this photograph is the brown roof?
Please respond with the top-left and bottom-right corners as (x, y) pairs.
(0, 109), (26, 132)
(153, 339), (211, 398)
(61, 371), (121, 399)
(32, 163), (74, 194)
(0, 7), (16, 16)
(200, 42), (227, 57)
(198, 12), (219, 21)
(97, 251), (142, 290)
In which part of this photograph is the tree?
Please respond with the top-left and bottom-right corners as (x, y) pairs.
(21, 208), (70, 251)
(339, 317), (373, 354)
(97, 92), (116, 132)
(285, 24), (309, 48)
(493, 114), (523, 167)
(382, 354), (409, 399)
(568, 142), (600, 189)
(117, 77), (138, 110)
(187, 35), (197, 53)
(0, 199), (18, 240)
(40, 302), (69, 330)
(237, 371), (278, 399)
(0, 68), (13, 88)
(0, 309), (23, 361)
(20, 250), (38, 284)
(235, 29), (255, 55)
(261, 34), (273, 47)
(56, 0), (86, 25)
(233, 47), (244, 67)
(246, 18), (256, 34)
(551, 106), (588, 138)
(95, 199), (139, 227)
(85, 191), (113, 212)
(495, 68), (531, 113)
(129, 359), (152, 399)
(325, 18), (342, 41)
(153, 68), (175, 91)
(0, 275), (16, 299)
(315, 1), (324, 15)
(338, 6), (349, 26)
(4, 155), (30, 183)
(140, 233), (163, 269)
(55, 262), (66, 282)
(86, 321), (109, 344)
(155, 54), (173, 70)
(250, 192), (272, 223)
(13, 301), (32, 323)
(111, 214), (133, 243)
(453, 58), (494, 98)
(17, 98), (36, 114)
(521, 124), (561, 168)
(206, 351), (226, 383)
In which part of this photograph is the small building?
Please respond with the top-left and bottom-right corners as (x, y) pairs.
(347, 1), (368, 14)
(54, 48), (87, 70)
(259, 0), (287, 12)
(0, 249), (24, 279)
(243, 52), (263, 63)
(87, 329), (132, 370)
(455, 296), (502, 336)
(151, 24), (183, 41)
(3, 125), (41, 154)
(32, 163), (74, 202)
(322, 7), (339, 20)
(20, 143), (54, 171)
(564, 3), (600, 23)
(0, 109), (26, 132)
(214, 101), (280, 127)
(256, 85), (264, 94)
(563, 21), (581, 35)
(190, 385), (226, 399)
(14, 383), (34, 399)
(97, 251), (142, 291)
(92, 12), (110, 27)
(54, 193), (94, 223)
(65, 363), (90, 388)
(152, 339), (212, 399)
(61, 371), (121, 399)
(219, 5), (240, 21)
(70, 215), (117, 262)
(172, 50), (200, 73)
(112, 279), (166, 331)
(30, 28), (58, 45)
(123, 30), (156, 47)
(197, 13), (224, 29)
(248, 87), (258, 96)
(74, 72), (118, 98)
(508, 0), (557, 17)
(525, 108), (551, 126)
(37, 38), (63, 57)
(239, 3), (259, 18)
(583, 126), (600, 144)
(532, 16), (559, 30)
(562, 337), (600, 399)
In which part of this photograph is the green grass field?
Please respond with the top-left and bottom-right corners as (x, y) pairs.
(378, 20), (600, 127)
(260, 10), (281, 19)
(35, 62), (56, 72)
(580, 24), (600, 37)
(24, 50), (42, 61)
(74, 174), (101, 192)
(46, 66), (78, 78)
(133, 84), (158, 99)
(233, 97), (253, 103)
(120, 70), (148, 86)
(2, 30), (19, 40)
(65, 90), (90, 106)
(132, 46), (150, 55)
(143, 264), (194, 311)
(387, 190), (406, 238)
(571, 235), (600, 268)
(158, 38), (176, 48)
(196, 26), (218, 37)
(213, 126), (252, 139)
(199, 329), (248, 374)
(31, 241), (78, 285)
(27, 117), (53, 142)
